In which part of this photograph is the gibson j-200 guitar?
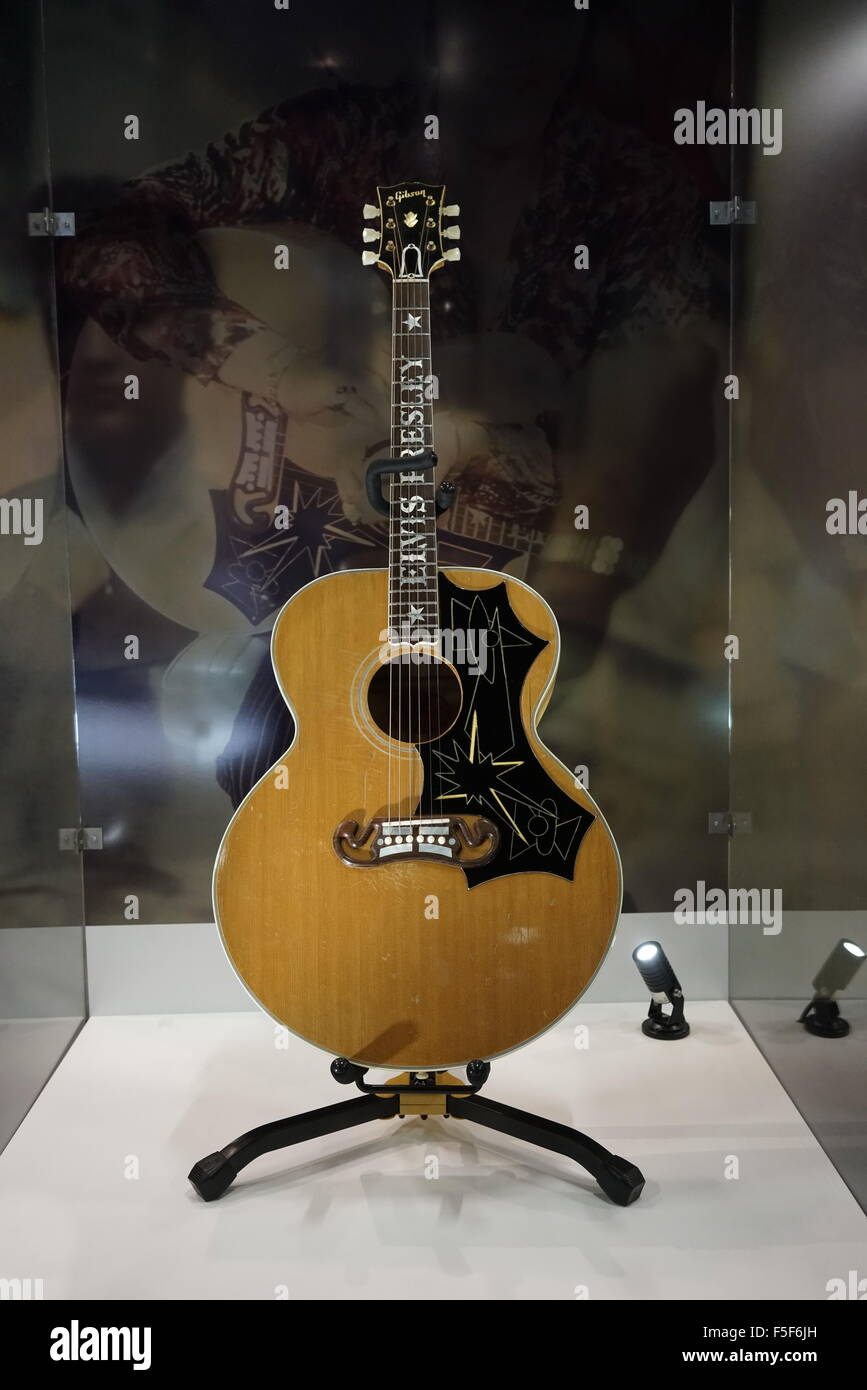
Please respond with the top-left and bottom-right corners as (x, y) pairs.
(213, 182), (621, 1070)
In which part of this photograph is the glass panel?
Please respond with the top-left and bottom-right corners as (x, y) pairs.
(731, 0), (867, 1209)
(0, 0), (86, 1150)
(45, 0), (733, 928)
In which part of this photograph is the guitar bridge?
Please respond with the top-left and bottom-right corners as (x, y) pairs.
(333, 815), (499, 868)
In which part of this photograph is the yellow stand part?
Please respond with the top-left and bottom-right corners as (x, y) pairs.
(376, 1072), (467, 1117)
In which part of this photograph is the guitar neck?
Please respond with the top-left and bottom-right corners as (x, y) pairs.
(387, 276), (440, 642)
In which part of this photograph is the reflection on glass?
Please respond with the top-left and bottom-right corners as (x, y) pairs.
(731, 0), (867, 1212)
(0, 0), (85, 1150)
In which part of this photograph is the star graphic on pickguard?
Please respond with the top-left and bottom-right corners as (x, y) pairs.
(434, 710), (588, 862)
(435, 711), (527, 842)
(403, 313), (422, 330)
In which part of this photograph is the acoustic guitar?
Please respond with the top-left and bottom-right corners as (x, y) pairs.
(213, 182), (621, 1070)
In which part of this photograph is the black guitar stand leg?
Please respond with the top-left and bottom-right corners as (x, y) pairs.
(188, 1092), (399, 1202)
(189, 1058), (645, 1207)
(446, 1092), (645, 1206)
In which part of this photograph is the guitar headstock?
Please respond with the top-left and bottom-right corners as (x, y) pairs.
(362, 181), (460, 279)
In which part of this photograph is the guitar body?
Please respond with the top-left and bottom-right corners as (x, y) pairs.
(213, 565), (621, 1070)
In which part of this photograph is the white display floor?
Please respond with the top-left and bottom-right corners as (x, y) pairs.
(1, 1002), (865, 1300)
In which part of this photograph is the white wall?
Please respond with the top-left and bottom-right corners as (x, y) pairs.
(81, 908), (867, 1018)
(84, 910), (729, 1015)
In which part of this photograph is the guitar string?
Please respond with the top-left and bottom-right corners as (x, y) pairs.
(397, 278), (402, 828)
(387, 461), (394, 823)
(417, 273), (429, 820)
(406, 274), (415, 826)
(389, 279), (400, 825)
(414, 273), (424, 826)
(399, 277), (409, 825)
(431, 273), (440, 825)
(384, 227), (451, 832)
(406, 274), (422, 829)
(425, 271), (440, 824)
(403, 276), (412, 825)
(412, 275), (421, 827)
(398, 277), (406, 826)
(390, 268), (439, 829)
(411, 274), (431, 823)
(421, 274), (435, 823)
(388, 276), (397, 826)
(410, 272), (429, 821)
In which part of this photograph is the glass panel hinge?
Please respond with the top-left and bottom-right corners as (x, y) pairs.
(58, 827), (103, 852)
(707, 812), (752, 836)
(28, 208), (76, 237)
(709, 197), (756, 225)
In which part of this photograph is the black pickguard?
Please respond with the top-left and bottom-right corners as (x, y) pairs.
(416, 574), (595, 888)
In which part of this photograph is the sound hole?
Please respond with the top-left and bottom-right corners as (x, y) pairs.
(367, 656), (462, 744)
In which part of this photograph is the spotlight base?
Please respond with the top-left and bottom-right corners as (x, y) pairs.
(800, 997), (850, 1038)
(642, 1014), (690, 1041)
(641, 995), (690, 1041)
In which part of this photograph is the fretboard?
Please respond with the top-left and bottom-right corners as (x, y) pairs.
(387, 277), (439, 642)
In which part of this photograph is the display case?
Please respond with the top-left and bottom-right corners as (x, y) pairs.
(0, 0), (864, 1321)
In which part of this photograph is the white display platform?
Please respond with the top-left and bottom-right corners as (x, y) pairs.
(1, 1002), (865, 1300)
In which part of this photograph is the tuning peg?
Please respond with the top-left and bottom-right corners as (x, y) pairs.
(361, 250), (379, 265)
(442, 225), (461, 240)
(362, 228), (379, 242)
(443, 204), (460, 217)
(363, 204), (380, 219)
(443, 247), (461, 261)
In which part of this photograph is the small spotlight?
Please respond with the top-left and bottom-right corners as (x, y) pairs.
(632, 940), (690, 1040)
(799, 938), (865, 1038)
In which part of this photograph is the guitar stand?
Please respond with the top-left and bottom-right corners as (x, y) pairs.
(188, 1057), (646, 1207)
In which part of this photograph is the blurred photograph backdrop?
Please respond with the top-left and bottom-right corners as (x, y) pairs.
(45, 0), (730, 926)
